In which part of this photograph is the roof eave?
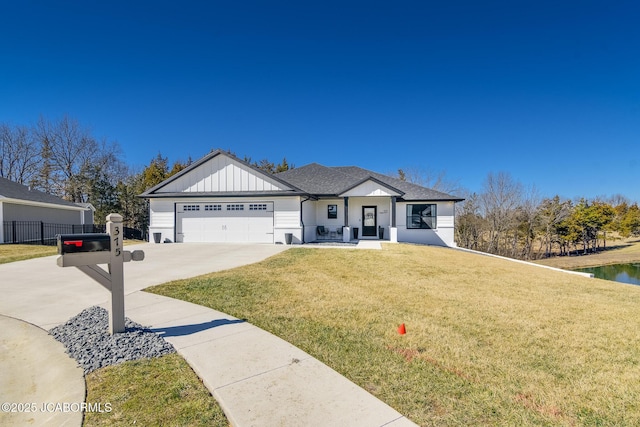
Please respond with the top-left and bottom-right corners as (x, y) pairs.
(0, 197), (89, 211)
(398, 197), (465, 203)
(140, 191), (309, 199)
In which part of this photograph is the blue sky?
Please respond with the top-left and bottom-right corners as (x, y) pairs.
(1, 1), (639, 201)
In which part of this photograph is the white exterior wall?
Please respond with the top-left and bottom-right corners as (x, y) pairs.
(314, 198), (344, 228)
(149, 200), (175, 243)
(396, 201), (456, 247)
(148, 196), (304, 244)
(302, 199), (317, 243)
(305, 198), (345, 241)
(273, 197), (302, 244)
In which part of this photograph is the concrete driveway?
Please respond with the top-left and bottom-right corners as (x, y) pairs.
(0, 243), (289, 329)
(1, 242), (419, 427)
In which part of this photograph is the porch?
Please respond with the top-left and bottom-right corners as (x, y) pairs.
(312, 224), (389, 242)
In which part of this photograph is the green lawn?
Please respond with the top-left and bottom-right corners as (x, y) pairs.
(148, 244), (640, 426)
(84, 354), (228, 426)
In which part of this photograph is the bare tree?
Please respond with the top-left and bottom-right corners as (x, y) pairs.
(33, 115), (123, 202)
(455, 191), (486, 250)
(537, 195), (572, 257)
(395, 166), (462, 195)
(0, 123), (41, 184)
(514, 185), (541, 259)
(480, 172), (523, 256)
(34, 115), (94, 199)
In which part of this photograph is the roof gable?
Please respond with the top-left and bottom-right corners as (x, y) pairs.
(338, 177), (404, 197)
(334, 166), (463, 201)
(141, 150), (298, 196)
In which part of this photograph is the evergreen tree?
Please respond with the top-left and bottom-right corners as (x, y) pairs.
(142, 153), (170, 189)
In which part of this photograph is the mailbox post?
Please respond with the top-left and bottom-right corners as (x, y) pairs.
(107, 213), (125, 334)
(57, 213), (144, 335)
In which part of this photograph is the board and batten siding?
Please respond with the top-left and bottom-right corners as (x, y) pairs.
(158, 156), (289, 193)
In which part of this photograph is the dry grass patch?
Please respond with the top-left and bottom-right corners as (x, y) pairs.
(0, 240), (143, 265)
(149, 244), (640, 426)
(0, 244), (57, 264)
(536, 238), (640, 269)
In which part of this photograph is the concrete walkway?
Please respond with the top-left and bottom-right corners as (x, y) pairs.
(0, 315), (85, 427)
(303, 240), (382, 249)
(0, 243), (416, 427)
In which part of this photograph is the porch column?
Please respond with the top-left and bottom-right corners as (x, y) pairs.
(391, 196), (396, 227)
(343, 197), (351, 243)
(0, 201), (3, 244)
(390, 196), (398, 243)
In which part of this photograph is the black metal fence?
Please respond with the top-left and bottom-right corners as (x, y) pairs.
(2, 221), (144, 245)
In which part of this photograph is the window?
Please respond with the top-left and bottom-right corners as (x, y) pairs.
(327, 204), (337, 219)
(249, 204), (267, 211)
(407, 204), (437, 229)
(205, 204), (221, 211)
(227, 204), (244, 211)
(184, 205), (200, 211)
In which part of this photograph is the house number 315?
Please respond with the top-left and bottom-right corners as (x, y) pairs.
(113, 226), (121, 256)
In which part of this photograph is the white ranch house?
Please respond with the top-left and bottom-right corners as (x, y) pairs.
(141, 150), (463, 246)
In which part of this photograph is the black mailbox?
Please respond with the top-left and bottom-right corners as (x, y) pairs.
(57, 234), (111, 255)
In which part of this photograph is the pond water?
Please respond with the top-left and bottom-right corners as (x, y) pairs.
(576, 263), (640, 286)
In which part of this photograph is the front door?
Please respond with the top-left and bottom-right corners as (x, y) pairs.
(362, 206), (377, 237)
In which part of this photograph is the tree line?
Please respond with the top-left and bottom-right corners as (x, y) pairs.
(3, 116), (637, 255)
(0, 116), (144, 227)
(0, 117), (292, 234)
(455, 172), (640, 260)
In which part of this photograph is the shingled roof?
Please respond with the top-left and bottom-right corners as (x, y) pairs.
(0, 177), (82, 208)
(274, 163), (358, 196)
(276, 164), (463, 201)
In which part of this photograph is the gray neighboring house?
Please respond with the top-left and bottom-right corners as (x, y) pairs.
(76, 202), (96, 225)
(0, 177), (91, 244)
(142, 150), (464, 246)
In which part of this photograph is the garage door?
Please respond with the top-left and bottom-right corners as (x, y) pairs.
(176, 202), (274, 243)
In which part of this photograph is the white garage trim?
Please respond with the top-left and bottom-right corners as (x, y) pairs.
(175, 202), (274, 243)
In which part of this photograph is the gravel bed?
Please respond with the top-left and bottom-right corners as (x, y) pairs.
(49, 306), (175, 374)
